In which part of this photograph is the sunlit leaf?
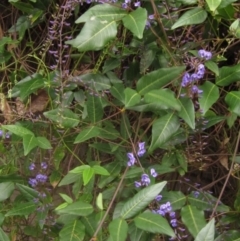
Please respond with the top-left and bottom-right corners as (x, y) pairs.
(23, 134), (38, 155)
(195, 218), (215, 241)
(134, 212), (175, 237)
(177, 98), (195, 129)
(59, 220), (85, 241)
(109, 218), (128, 241)
(2, 124), (34, 137)
(206, 0), (221, 11)
(66, 20), (117, 51)
(144, 89), (181, 111)
(0, 182), (14, 202)
(56, 201), (93, 216)
(181, 205), (206, 238)
(137, 66), (185, 95)
(86, 93), (103, 123)
(0, 228), (10, 241)
(171, 7), (207, 29)
(122, 7), (147, 39)
(149, 113), (180, 152)
(216, 63), (240, 86)
(199, 81), (219, 115)
(75, 3), (126, 23)
(120, 182), (167, 219)
(225, 91), (240, 116)
(124, 88), (141, 108)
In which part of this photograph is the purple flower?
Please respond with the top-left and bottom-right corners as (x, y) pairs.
(165, 202), (172, 212)
(36, 174), (48, 183)
(170, 219), (177, 227)
(193, 191), (200, 198)
(122, 2), (128, 8)
(29, 178), (38, 187)
(127, 152), (136, 166)
(29, 163), (36, 171)
(141, 174), (150, 186)
(5, 132), (11, 139)
(135, 181), (142, 188)
(148, 14), (155, 20)
(169, 211), (176, 218)
(41, 162), (48, 170)
(150, 168), (157, 177)
(0, 130), (3, 137)
(191, 85), (203, 95)
(181, 73), (191, 87)
(134, 1), (140, 7)
(137, 142), (146, 157)
(155, 195), (162, 201)
(198, 49), (212, 60)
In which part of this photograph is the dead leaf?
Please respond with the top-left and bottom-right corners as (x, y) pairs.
(27, 89), (49, 114)
(220, 155), (229, 170)
(0, 93), (13, 122)
(0, 23), (3, 39)
(16, 97), (26, 116)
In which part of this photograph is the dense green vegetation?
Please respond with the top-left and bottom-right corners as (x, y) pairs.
(0, 0), (240, 240)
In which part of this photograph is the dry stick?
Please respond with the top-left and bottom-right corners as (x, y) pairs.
(210, 129), (240, 219)
(91, 166), (129, 240)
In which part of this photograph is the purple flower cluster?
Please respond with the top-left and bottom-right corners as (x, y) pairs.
(153, 202), (177, 228)
(198, 49), (212, 60)
(127, 142), (146, 166)
(28, 162), (48, 188)
(181, 49), (212, 96)
(134, 168), (158, 188)
(122, 0), (141, 9)
(0, 130), (11, 139)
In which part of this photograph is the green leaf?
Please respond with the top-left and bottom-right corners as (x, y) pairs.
(59, 173), (81, 186)
(199, 81), (219, 115)
(23, 134), (38, 155)
(2, 124), (34, 137)
(0, 228), (10, 241)
(206, 0), (221, 11)
(5, 202), (36, 216)
(56, 200), (93, 216)
(160, 191), (186, 210)
(177, 98), (195, 129)
(74, 126), (100, 143)
(59, 193), (73, 204)
(75, 3), (127, 23)
(134, 212), (175, 237)
(109, 218), (128, 241)
(86, 93), (103, 123)
(176, 151), (188, 172)
(205, 61), (219, 76)
(15, 184), (38, 200)
(70, 165), (90, 174)
(137, 66), (185, 95)
(181, 205), (206, 238)
(215, 230), (240, 241)
(218, 0), (237, 9)
(122, 7), (147, 39)
(66, 20), (117, 51)
(98, 126), (120, 140)
(216, 63), (240, 86)
(37, 136), (52, 149)
(83, 167), (94, 186)
(144, 89), (181, 111)
(96, 193), (103, 210)
(188, 191), (229, 212)
(124, 88), (141, 108)
(0, 182), (14, 201)
(11, 73), (46, 99)
(59, 220), (85, 241)
(110, 83), (125, 103)
(98, 162), (121, 188)
(195, 218), (215, 241)
(93, 165), (110, 176)
(149, 113), (180, 152)
(120, 182), (167, 219)
(225, 91), (240, 116)
(44, 108), (79, 128)
(171, 7), (207, 29)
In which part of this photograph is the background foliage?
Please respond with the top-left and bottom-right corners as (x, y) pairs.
(0, 0), (240, 240)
